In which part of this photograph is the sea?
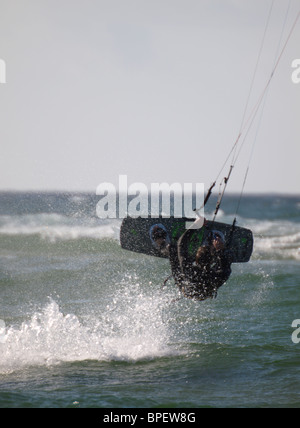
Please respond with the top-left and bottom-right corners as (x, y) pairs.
(0, 192), (300, 409)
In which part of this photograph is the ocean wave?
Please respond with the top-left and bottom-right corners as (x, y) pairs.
(0, 295), (176, 374)
(0, 214), (120, 243)
(248, 219), (300, 261)
(254, 234), (300, 260)
(1, 212), (299, 260)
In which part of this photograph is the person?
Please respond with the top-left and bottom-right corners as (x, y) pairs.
(150, 224), (233, 300)
(176, 228), (233, 300)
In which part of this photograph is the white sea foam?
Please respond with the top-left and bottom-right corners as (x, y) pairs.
(1, 212), (299, 259)
(0, 214), (120, 242)
(248, 219), (300, 260)
(0, 294), (176, 374)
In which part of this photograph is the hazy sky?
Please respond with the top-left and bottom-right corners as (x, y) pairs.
(0, 0), (299, 193)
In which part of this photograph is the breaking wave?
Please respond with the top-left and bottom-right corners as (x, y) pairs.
(0, 214), (120, 242)
(249, 219), (300, 261)
(1, 211), (299, 259)
(0, 292), (178, 375)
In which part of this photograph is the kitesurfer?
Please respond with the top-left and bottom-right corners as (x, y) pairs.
(150, 224), (233, 300)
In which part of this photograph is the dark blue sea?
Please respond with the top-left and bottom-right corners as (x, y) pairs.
(0, 192), (300, 408)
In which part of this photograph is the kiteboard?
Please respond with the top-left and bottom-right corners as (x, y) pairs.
(120, 217), (253, 263)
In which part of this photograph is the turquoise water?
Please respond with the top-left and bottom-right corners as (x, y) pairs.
(0, 193), (300, 408)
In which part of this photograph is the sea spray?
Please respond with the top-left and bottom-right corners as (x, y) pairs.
(0, 288), (179, 375)
(1, 193), (300, 407)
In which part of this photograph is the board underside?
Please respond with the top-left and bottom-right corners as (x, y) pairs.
(120, 217), (253, 263)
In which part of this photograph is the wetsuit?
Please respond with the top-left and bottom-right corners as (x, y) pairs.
(169, 229), (232, 300)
